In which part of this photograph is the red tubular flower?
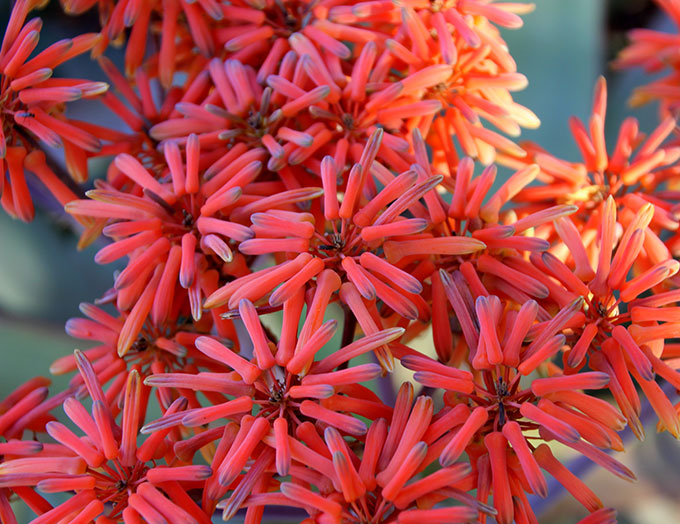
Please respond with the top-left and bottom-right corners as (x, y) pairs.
(70, 55), (211, 184)
(406, 290), (631, 523)
(1, 356), (213, 523)
(385, 1), (539, 164)
(237, 383), (480, 524)
(143, 292), (404, 516)
(386, 149), (574, 362)
(149, 51), (418, 177)
(0, 376), (54, 438)
(384, 155), (566, 269)
(61, 0), (222, 76)
(301, 0), (538, 163)
(204, 130), (454, 334)
(614, 0), (680, 115)
(143, 0), (537, 170)
(531, 197), (680, 438)
(504, 77), (680, 244)
(65, 139), (259, 345)
(54, 302), (240, 410)
(0, 376), (55, 523)
(148, 55), (332, 174)
(0, 0), (106, 221)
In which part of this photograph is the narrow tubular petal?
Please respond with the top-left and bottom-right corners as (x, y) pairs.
(478, 254), (548, 299)
(45, 422), (104, 468)
(361, 219), (428, 242)
(562, 438), (636, 481)
(423, 404), (470, 445)
(341, 256), (376, 300)
(144, 372), (250, 395)
(117, 265), (162, 356)
(576, 508), (617, 524)
(280, 85), (331, 117)
(363, 270), (419, 320)
(320, 156), (339, 220)
(93, 401), (118, 460)
(541, 252), (591, 297)
(540, 399), (618, 450)
(482, 164), (538, 222)
(128, 493), (166, 524)
(476, 296), (503, 365)
(359, 252), (422, 294)
(384, 237), (486, 263)
(0, 387), (48, 435)
(280, 482), (341, 518)
(354, 169), (417, 227)
(287, 320), (338, 376)
(181, 396), (253, 427)
(314, 327), (404, 373)
(527, 297), (583, 351)
(378, 396), (433, 486)
(119, 370), (141, 467)
(440, 406), (488, 466)
(608, 229), (645, 290)
(152, 244), (181, 325)
(381, 441), (427, 501)
(114, 237), (170, 290)
(137, 482), (198, 523)
(30, 491), (96, 524)
(412, 371), (473, 394)
(534, 444), (602, 511)
(502, 421), (547, 498)
(218, 417), (270, 486)
(374, 175), (443, 226)
(196, 217), (254, 242)
(299, 400), (366, 435)
(37, 475), (96, 493)
(518, 334), (565, 375)
(639, 375), (680, 438)
(532, 372), (610, 396)
(592, 196), (617, 295)
(195, 336), (260, 384)
(277, 287), (305, 367)
(179, 232), (197, 288)
(273, 417), (290, 476)
(485, 432), (514, 524)
(208, 254), (310, 309)
(546, 390), (626, 431)
(504, 300), (538, 367)
(339, 163), (364, 219)
(612, 326), (654, 381)
(147, 465), (212, 484)
(393, 463), (471, 509)
(269, 257), (325, 306)
(520, 402), (580, 442)
(95, 230), (159, 265)
(250, 211), (315, 239)
(397, 507), (478, 524)
(114, 153), (174, 202)
(298, 269), (341, 347)
(620, 259), (680, 303)
(302, 363), (380, 387)
(238, 299), (276, 369)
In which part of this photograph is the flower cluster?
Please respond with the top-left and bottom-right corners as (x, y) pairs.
(2, 0), (680, 522)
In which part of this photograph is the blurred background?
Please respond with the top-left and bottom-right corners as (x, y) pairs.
(1, 0), (679, 522)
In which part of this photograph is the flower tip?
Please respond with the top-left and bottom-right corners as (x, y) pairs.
(569, 296), (585, 312)
(63, 201), (78, 215)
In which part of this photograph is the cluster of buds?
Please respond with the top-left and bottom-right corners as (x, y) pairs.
(2, 0), (680, 523)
